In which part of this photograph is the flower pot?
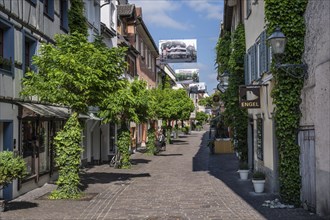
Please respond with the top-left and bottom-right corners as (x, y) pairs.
(238, 169), (249, 180)
(252, 179), (265, 193)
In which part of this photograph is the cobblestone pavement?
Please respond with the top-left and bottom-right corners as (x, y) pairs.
(0, 126), (325, 220)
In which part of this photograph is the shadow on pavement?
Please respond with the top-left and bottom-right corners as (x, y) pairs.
(130, 158), (151, 165)
(5, 201), (38, 211)
(156, 153), (183, 157)
(79, 172), (151, 191)
(192, 128), (324, 220)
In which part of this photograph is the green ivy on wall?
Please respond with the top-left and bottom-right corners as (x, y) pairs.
(265, 0), (308, 206)
(69, 0), (88, 36)
(117, 130), (131, 169)
(49, 113), (83, 199)
(216, 24), (248, 163)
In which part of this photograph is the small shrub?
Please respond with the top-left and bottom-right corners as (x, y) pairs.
(252, 171), (266, 180)
(0, 151), (27, 190)
(239, 162), (249, 170)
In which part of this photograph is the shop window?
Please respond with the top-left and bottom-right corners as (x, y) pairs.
(22, 121), (37, 177)
(256, 117), (263, 161)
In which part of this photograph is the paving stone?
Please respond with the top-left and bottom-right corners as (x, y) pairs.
(0, 126), (325, 220)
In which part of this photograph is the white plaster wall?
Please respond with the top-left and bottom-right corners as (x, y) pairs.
(303, 0), (330, 216)
(244, 0), (266, 49)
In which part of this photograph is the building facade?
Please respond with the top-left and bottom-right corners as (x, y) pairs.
(221, 0), (330, 217)
(0, 0), (70, 200)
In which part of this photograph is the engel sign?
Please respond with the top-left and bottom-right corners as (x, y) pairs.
(239, 85), (261, 108)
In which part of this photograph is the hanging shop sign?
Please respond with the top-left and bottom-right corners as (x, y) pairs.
(239, 85), (261, 108)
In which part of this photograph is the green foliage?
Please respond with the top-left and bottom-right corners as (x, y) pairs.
(68, 0), (88, 36)
(146, 128), (157, 155)
(161, 74), (172, 89)
(99, 79), (150, 125)
(21, 33), (128, 113)
(198, 95), (214, 108)
(196, 112), (208, 125)
(49, 113), (83, 199)
(217, 23), (248, 162)
(0, 151), (27, 190)
(117, 130), (131, 169)
(238, 161), (249, 170)
(151, 88), (194, 122)
(215, 31), (231, 76)
(265, 0), (308, 205)
(252, 171), (266, 180)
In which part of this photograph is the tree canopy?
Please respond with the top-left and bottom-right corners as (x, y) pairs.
(21, 33), (128, 113)
(151, 88), (194, 122)
(99, 79), (151, 125)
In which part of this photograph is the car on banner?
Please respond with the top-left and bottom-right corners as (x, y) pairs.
(159, 39), (197, 63)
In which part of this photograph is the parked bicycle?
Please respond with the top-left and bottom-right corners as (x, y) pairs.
(109, 146), (121, 168)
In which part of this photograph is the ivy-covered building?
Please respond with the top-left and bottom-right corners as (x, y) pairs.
(220, 0), (329, 217)
(0, 0), (70, 200)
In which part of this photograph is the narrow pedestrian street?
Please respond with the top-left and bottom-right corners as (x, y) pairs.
(0, 126), (323, 220)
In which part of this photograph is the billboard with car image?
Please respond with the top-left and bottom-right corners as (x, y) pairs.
(159, 39), (197, 63)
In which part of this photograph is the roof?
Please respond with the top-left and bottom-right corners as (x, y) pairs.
(117, 5), (135, 16)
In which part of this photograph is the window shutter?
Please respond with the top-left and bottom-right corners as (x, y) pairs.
(244, 53), (249, 85)
(260, 31), (267, 74)
(251, 45), (256, 81)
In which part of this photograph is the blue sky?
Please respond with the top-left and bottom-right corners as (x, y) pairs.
(129, 0), (224, 94)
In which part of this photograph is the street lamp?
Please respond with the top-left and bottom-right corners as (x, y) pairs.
(267, 27), (308, 78)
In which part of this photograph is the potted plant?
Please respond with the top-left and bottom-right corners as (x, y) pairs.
(237, 161), (249, 180)
(252, 170), (266, 193)
(0, 151), (27, 212)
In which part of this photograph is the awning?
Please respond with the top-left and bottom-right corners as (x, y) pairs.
(18, 102), (91, 119)
(19, 102), (70, 119)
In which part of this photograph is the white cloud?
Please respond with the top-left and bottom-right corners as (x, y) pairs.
(185, 0), (223, 20)
(129, 0), (189, 30)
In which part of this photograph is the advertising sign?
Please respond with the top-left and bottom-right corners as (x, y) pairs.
(159, 39), (197, 63)
(175, 69), (199, 84)
(239, 85), (261, 108)
(189, 82), (207, 94)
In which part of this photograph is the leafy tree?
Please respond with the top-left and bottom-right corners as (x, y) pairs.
(196, 112), (208, 125)
(21, 33), (127, 113)
(69, 0), (88, 36)
(99, 79), (151, 166)
(21, 33), (128, 198)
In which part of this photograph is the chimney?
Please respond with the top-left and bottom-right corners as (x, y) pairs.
(136, 7), (142, 18)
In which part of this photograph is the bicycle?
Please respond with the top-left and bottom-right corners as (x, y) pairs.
(109, 148), (121, 168)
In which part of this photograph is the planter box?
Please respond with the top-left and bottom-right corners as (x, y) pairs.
(214, 139), (233, 154)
